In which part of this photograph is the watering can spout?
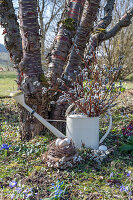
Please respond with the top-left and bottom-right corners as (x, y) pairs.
(10, 91), (25, 106)
(10, 91), (65, 139)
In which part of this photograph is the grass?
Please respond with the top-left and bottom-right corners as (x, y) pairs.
(0, 71), (17, 97)
(0, 71), (133, 199)
(121, 81), (133, 90)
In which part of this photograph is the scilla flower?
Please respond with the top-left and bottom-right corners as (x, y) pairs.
(0, 144), (11, 150)
(120, 185), (129, 192)
(9, 180), (17, 188)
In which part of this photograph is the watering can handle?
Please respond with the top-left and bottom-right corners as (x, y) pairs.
(65, 103), (75, 117)
(99, 109), (112, 144)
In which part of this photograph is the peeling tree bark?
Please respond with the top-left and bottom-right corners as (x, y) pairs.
(19, 0), (44, 88)
(85, 0), (115, 63)
(18, 0), (49, 140)
(47, 0), (85, 84)
(64, 0), (101, 79)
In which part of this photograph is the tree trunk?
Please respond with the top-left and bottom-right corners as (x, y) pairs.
(64, 0), (101, 79)
(19, 0), (49, 140)
(19, 93), (49, 141)
(47, 0), (85, 84)
(47, 0), (85, 131)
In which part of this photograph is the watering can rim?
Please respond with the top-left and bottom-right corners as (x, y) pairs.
(67, 114), (99, 119)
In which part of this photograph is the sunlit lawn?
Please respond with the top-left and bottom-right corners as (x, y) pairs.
(0, 71), (17, 97)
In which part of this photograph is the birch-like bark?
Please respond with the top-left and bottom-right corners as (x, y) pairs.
(19, 0), (45, 94)
(0, 0), (22, 87)
(64, 0), (101, 79)
(19, 0), (48, 140)
(47, 0), (85, 84)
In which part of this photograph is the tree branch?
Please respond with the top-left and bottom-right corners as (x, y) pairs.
(85, 6), (133, 63)
(94, 0), (115, 30)
(85, 0), (115, 62)
(99, 7), (133, 41)
(44, 3), (64, 33)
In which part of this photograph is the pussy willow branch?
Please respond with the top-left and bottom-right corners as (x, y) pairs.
(101, 66), (121, 103)
(54, 82), (88, 115)
(100, 92), (120, 115)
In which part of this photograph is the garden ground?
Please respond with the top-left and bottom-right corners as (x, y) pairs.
(0, 71), (133, 199)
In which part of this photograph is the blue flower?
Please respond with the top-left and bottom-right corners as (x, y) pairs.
(10, 194), (15, 199)
(59, 181), (64, 186)
(26, 193), (33, 199)
(28, 187), (32, 192)
(52, 180), (65, 199)
(0, 144), (12, 150)
(127, 173), (130, 177)
(16, 187), (22, 193)
(59, 189), (63, 197)
(127, 171), (131, 177)
(110, 172), (114, 178)
(23, 187), (33, 197)
(9, 181), (17, 188)
(120, 185), (129, 192)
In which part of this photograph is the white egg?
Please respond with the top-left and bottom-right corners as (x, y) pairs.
(55, 138), (62, 147)
(59, 138), (70, 147)
(63, 138), (70, 145)
(99, 145), (107, 151)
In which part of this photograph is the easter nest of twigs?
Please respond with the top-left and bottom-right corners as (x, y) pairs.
(42, 139), (82, 169)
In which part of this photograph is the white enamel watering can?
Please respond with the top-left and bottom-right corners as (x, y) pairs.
(10, 91), (112, 149)
(65, 103), (112, 149)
